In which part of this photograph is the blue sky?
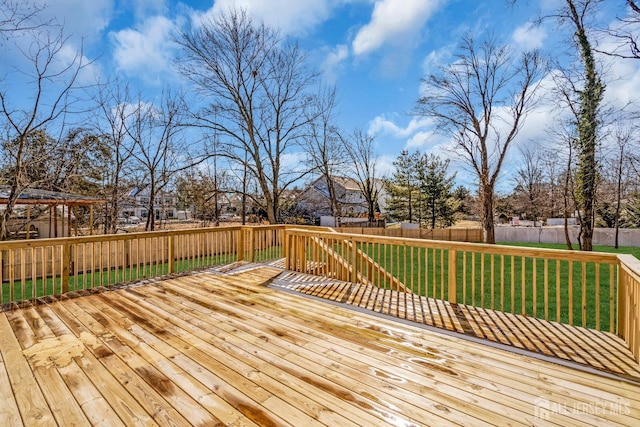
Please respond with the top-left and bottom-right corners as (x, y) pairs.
(3, 0), (639, 191)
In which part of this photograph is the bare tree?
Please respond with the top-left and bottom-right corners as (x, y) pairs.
(609, 127), (635, 247)
(343, 129), (381, 223)
(593, 0), (640, 59)
(512, 147), (546, 222)
(545, 0), (606, 251)
(0, 27), (86, 240)
(124, 89), (190, 231)
(415, 35), (543, 243)
(0, 0), (48, 38)
(303, 86), (346, 225)
(177, 8), (319, 224)
(90, 79), (136, 233)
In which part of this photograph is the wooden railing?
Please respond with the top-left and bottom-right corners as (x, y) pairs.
(0, 225), (286, 307)
(285, 228), (640, 364)
(2, 224), (639, 364)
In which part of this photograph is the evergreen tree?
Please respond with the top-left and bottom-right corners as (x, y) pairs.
(417, 154), (458, 229)
(387, 150), (457, 228)
(386, 150), (420, 223)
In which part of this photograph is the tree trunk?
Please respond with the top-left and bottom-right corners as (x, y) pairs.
(482, 191), (496, 244)
(568, 0), (603, 252)
(0, 189), (20, 241)
(614, 146), (623, 249)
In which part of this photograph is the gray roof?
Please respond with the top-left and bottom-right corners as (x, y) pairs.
(0, 187), (105, 205)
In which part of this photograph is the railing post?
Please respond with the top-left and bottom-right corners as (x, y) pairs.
(448, 249), (457, 304)
(617, 265), (627, 338)
(237, 228), (245, 261)
(167, 234), (175, 274)
(62, 242), (71, 293)
(248, 227), (255, 262)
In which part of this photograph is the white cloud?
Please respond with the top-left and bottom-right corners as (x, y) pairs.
(405, 130), (435, 148)
(205, 0), (339, 36)
(421, 45), (453, 75)
(512, 22), (547, 50)
(376, 154), (396, 177)
(110, 16), (178, 76)
(131, 0), (168, 20)
(352, 0), (445, 56)
(321, 44), (349, 83)
(369, 115), (433, 138)
(35, 0), (114, 40)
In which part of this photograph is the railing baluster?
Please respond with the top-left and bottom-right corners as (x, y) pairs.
(471, 252), (476, 305)
(582, 261), (587, 328)
(544, 259), (549, 321)
(568, 261), (574, 325)
(500, 255), (505, 312)
(521, 256), (526, 316)
(481, 252), (485, 308)
(556, 260), (561, 323)
(533, 258), (537, 318)
(595, 263), (600, 330)
(610, 265), (615, 334)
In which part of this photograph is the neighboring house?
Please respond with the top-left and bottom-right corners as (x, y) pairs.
(120, 187), (180, 221)
(297, 176), (388, 222)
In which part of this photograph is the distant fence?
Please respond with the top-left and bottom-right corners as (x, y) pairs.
(334, 227), (483, 243)
(496, 227), (640, 247)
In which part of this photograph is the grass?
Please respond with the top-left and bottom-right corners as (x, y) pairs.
(343, 241), (632, 332)
(1, 246), (285, 305)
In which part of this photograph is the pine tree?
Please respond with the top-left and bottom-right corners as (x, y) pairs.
(386, 150), (420, 222)
(417, 154), (458, 229)
(387, 150), (457, 228)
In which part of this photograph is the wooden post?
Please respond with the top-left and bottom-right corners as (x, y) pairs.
(53, 205), (58, 238)
(248, 227), (255, 262)
(62, 242), (71, 293)
(448, 249), (458, 303)
(67, 205), (72, 237)
(284, 229), (290, 270)
(89, 205), (94, 235)
(167, 235), (175, 274)
(617, 265), (627, 338)
(237, 228), (245, 261)
(74, 206), (79, 236)
(26, 206), (31, 239)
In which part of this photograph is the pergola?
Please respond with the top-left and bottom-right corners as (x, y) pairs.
(0, 188), (107, 238)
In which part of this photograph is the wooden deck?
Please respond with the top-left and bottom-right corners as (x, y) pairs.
(274, 268), (640, 381)
(1, 265), (639, 426)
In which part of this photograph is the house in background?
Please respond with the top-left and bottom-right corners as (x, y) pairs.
(297, 176), (388, 226)
(120, 187), (180, 221)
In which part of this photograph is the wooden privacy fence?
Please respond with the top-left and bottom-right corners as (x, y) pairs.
(284, 228), (640, 364)
(0, 225), (286, 306)
(334, 226), (483, 242)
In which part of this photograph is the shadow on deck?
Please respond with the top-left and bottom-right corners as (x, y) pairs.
(251, 259), (640, 382)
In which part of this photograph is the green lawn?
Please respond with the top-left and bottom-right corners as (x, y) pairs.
(2, 253), (240, 305)
(350, 241), (630, 332)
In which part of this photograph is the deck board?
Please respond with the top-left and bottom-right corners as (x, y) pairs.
(0, 266), (638, 426)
